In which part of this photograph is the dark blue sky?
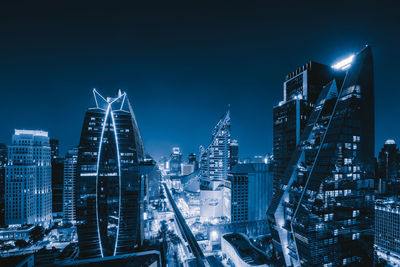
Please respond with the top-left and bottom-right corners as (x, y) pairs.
(0, 1), (399, 160)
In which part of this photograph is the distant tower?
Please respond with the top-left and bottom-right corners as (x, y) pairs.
(5, 130), (52, 228)
(63, 147), (78, 225)
(229, 139), (239, 170)
(377, 139), (400, 180)
(169, 147), (182, 175)
(50, 139), (60, 159)
(76, 89), (145, 259)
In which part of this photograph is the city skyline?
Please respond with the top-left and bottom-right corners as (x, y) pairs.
(1, 2), (399, 159)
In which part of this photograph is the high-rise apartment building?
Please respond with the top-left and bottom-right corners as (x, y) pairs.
(76, 89), (145, 259)
(272, 61), (334, 194)
(268, 46), (375, 266)
(5, 130), (52, 228)
(375, 199), (400, 266)
(63, 147), (78, 225)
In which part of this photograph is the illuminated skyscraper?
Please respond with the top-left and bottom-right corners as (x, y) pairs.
(200, 109), (231, 181)
(63, 147), (78, 225)
(5, 130), (52, 228)
(200, 109), (231, 222)
(76, 89), (145, 259)
(272, 60), (334, 194)
(268, 46), (375, 266)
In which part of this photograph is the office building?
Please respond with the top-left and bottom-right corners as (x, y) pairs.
(76, 89), (145, 259)
(268, 46), (375, 266)
(63, 147), (78, 225)
(5, 130), (52, 228)
(272, 60), (334, 194)
(229, 161), (273, 223)
(200, 179), (231, 222)
(375, 199), (400, 266)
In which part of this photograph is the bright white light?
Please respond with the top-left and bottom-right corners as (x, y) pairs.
(15, 129), (48, 137)
(332, 55), (355, 70)
(210, 230), (219, 241)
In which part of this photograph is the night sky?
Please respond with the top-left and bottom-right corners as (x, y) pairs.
(1, 1), (399, 160)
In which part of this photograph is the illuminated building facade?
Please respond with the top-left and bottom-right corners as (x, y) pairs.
(272, 61), (334, 194)
(76, 89), (145, 259)
(5, 130), (52, 228)
(200, 109), (231, 181)
(63, 147), (78, 224)
(268, 46), (375, 266)
(169, 147), (182, 175)
(375, 199), (400, 266)
(200, 109), (232, 222)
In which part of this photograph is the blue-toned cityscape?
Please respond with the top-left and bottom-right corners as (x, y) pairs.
(1, 2), (400, 267)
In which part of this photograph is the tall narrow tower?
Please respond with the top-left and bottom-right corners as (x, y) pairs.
(76, 89), (145, 259)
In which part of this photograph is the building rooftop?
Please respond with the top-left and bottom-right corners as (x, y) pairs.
(223, 233), (269, 266)
(385, 139), (396, 145)
(58, 250), (161, 267)
(14, 129), (48, 137)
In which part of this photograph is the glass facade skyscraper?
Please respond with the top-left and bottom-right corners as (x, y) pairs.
(268, 46), (375, 266)
(76, 89), (145, 259)
(272, 61), (334, 195)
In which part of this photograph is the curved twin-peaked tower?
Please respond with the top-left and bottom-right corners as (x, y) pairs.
(76, 89), (144, 259)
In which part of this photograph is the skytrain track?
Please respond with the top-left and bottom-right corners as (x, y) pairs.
(163, 183), (208, 267)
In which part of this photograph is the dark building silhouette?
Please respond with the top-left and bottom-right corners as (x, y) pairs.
(268, 46), (375, 266)
(76, 89), (145, 259)
(0, 143), (7, 226)
(272, 61), (334, 195)
(50, 139), (60, 159)
(52, 157), (64, 216)
(229, 139), (239, 170)
(377, 139), (400, 180)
